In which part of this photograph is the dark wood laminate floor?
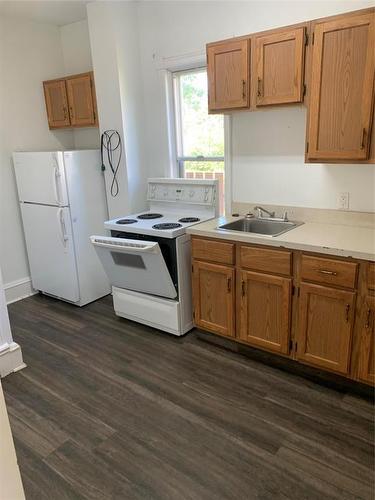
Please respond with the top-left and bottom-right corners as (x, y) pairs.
(2, 295), (374, 500)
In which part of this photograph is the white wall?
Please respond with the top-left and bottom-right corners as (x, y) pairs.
(0, 15), (74, 293)
(87, 2), (147, 218)
(60, 20), (100, 149)
(135, 0), (375, 212)
(112, 2), (148, 214)
(232, 108), (375, 211)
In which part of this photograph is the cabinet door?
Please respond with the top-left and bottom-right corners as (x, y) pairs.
(43, 80), (70, 128)
(239, 271), (292, 354)
(66, 73), (96, 127)
(255, 27), (305, 106)
(296, 283), (355, 374)
(207, 39), (249, 111)
(307, 12), (375, 160)
(192, 261), (235, 337)
(358, 296), (375, 384)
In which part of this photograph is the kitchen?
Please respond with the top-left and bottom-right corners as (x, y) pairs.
(0, 1), (374, 499)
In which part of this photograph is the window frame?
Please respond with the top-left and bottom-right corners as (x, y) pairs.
(172, 67), (225, 178)
(162, 57), (232, 215)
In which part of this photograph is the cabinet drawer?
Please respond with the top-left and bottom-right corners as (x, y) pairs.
(192, 238), (235, 265)
(240, 246), (292, 276)
(301, 255), (358, 289)
(368, 263), (375, 291)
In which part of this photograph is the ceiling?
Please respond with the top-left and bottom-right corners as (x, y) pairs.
(0, 1), (92, 26)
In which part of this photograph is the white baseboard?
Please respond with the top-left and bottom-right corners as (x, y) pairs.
(4, 277), (37, 305)
(0, 342), (26, 378)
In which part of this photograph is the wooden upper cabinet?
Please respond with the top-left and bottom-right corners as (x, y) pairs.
(254, 27), (305, 106)
(207, 39), (250, 111)
(307, 11), (375, 161)
(43, 72), (98, 129)
(192, 261), (235, 337)
(296, 283), (356, 374)
(239, 270), (292, 354)
(358, 296), (375, 384)
(43, 80), (70, 129)
(66, 73), (97, 127)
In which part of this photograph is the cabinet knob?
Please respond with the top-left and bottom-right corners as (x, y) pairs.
(345, 304), (350, 323)
(257, 77), (262, 98)
(365, 308), (371, 329)
(315, 268), (337, 276)
(360, 128), (367, 150)
(227, 277), (231, 293)
(242, 79), (246, 99)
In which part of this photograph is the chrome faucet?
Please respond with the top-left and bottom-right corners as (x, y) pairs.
(254, 206), (275, 218)
(254, 206), (289, 222)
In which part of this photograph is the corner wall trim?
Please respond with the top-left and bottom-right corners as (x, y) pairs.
(156, 50), (206, 71)
(4, 277), (36, 305)
(0, 342), (26, 378)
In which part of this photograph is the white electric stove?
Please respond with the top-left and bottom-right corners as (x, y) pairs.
(91, 178), (218, 336)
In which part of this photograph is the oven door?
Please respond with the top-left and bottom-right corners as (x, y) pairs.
(90, 236), (177, 299)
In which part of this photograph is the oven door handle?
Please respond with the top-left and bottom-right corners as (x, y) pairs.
(90, 236), (160, 254)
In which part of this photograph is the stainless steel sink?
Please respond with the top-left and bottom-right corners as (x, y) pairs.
(218, 218), (303, 237)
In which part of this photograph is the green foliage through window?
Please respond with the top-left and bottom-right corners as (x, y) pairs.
(178, 70), (224, 160)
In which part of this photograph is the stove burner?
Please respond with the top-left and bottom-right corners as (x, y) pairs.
(152, 223), (182, 230)
(137, 213), (163, 220)
(116, 218), (138, 225)
(178, 217), (200, 223)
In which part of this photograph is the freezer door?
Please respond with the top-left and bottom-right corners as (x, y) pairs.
(13, 152), (68, 206)
(21, 204), (80, 302)
(91, 236), (177, 299)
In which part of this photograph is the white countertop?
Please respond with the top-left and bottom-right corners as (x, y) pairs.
(0, 380), (25, 500)
(187, 216), (375, 261)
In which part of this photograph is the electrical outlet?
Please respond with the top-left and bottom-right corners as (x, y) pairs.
(337, 192), (349, 210)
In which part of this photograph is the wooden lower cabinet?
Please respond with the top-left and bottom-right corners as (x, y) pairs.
(239, 270), (292, 354)
(191, 236), (373, 386)
(192, 261), (235, 337)
(357, 296), (375, 384)
(296, 283), (356, 374)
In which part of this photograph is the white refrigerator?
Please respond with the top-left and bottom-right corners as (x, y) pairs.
(13, 150), (111, 306)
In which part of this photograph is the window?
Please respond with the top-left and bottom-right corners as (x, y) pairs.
(173, 68), (225, 213)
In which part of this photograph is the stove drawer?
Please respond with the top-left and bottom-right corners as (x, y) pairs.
(192, 237), (235, 265)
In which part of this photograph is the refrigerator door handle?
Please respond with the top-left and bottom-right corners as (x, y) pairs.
(57, 208), (68, 248)
(52, 165), (61, 206)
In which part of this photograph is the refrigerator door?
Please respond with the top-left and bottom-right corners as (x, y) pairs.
(63, 150), (111, 305)
(20, 204), (80, 302)
(13, 152), (68, 206)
